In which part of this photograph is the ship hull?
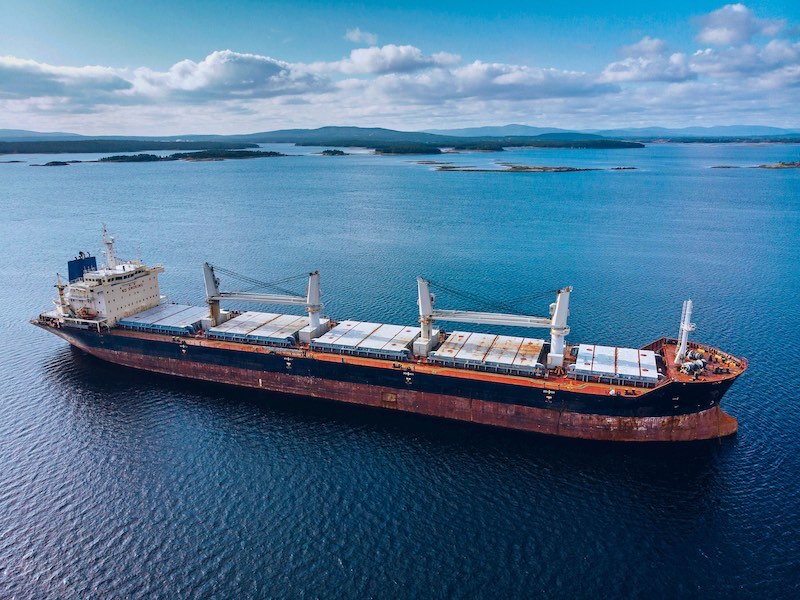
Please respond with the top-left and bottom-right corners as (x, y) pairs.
(40, 325), (739, 442)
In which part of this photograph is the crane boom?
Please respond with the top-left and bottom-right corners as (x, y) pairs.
(207, 292), (307, 305)
(430, 309), (552, 328)
(415, 277), (572, 368)
(202, 263), (325, 340)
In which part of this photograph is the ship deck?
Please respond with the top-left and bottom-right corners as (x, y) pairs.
(108, 326), (746, 398)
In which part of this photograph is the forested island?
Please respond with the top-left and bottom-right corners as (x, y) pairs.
(0, 140), (257, 155)
(30, 150), (287, 165)
(99, 150), (286, 162)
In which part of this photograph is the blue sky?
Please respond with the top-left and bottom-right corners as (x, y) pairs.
(1, 1), (798, 134)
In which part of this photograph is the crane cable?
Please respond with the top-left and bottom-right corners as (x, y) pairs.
(426, 278), (559, 315)
(210, 265), (309, 297)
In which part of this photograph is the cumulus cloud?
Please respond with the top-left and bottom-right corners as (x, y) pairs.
(690, 39), (800, 78)
(345, 27), (378, 46)
(368, 60), (617, 102)
(602, 53), (694, 83)
(313, 44), (460, 75)
(621, 36), (668, 57)
(0, 50), (331, 108)
(696, 3), (784, 46)
(604, 5), (796, 84)
(131, 50), (330, 100)
(604, 36), (694, 83)
(0, 55), (131, 100)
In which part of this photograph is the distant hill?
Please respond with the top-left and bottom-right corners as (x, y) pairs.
(232, 126), (624, 147)
(529, 132), (604, 141)
(423, 124), (577, 137)
(7, 124), (800, 155)
(231, 126), (447, 144)
(0, 129), (86, 141)
(3, 124), (798, 144)
(591, 125), (799, 138)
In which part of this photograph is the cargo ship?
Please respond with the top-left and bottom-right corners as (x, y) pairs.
(33, 228), (746, 442)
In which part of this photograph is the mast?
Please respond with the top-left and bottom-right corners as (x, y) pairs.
(102, 224), (117, 269)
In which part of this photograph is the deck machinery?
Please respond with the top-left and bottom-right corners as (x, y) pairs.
(34, 229), (747, 442)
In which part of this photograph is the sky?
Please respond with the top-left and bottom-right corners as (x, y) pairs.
(0, 0), (798, 134)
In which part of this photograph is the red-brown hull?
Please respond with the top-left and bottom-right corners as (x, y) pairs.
(64, 332), (738, 442)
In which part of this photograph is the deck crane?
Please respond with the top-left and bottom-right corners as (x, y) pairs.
(202, 263), (327, 341)
(674, 299), (696, 365)
(415, 277), (572, 369)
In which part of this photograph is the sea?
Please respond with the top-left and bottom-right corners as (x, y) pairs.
(1, 143), (799, 598)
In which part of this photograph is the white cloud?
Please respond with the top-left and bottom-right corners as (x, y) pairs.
(131, 50), (330, 100)
(0, 55), (131, 100)
(690, 40), (800, 78)
(431, 51), (461, 67)
(696, 3), (784, 46)
(602, 53), (694, 83)
(621, 36), (668, 57)
(344, 27), (378, 46)
(366, 61), (617, 102)
(314, 44), (460, 75)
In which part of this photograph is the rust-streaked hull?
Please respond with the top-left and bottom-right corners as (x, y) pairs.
(44, 324), (740, 442)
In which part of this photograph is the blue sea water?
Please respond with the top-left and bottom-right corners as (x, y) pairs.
(1, 143), (799, 598)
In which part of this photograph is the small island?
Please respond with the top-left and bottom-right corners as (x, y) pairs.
(320, 149), (348, 156)
(98, 150), (287, 163)
(412, 159), (639, 173)
(755, 161), (799, 169)
(711, 161), (799, 169)
(29, 149), (289, 166)
(100, 153), (164, 162)
(373, 143), (443, 155)
(436, 164), (596, 172)
(171, 150), (286, 161)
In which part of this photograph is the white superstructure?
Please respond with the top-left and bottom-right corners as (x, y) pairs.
(53, 227), (164, 328)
